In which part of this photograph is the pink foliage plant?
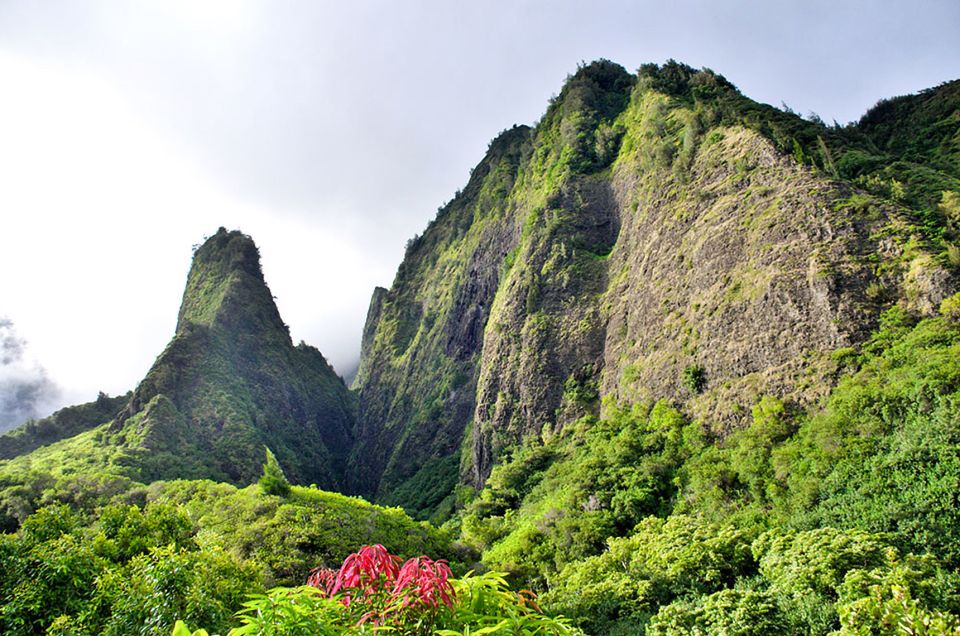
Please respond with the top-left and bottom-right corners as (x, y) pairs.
(306, 544), (455, 630)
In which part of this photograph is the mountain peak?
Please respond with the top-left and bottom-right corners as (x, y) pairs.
(176, 228), (290, 343)
(636, 59), (738, 100)
(550, 59), (634, 122)
(191, 227), (262, 279)
(104, 228), (355, 487)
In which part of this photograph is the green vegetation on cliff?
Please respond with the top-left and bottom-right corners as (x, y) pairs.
(356, 61), (958, 519)
(453, 294), (960, 633)
(349, 124), (534, 517)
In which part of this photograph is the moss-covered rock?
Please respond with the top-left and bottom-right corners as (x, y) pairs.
(354, 61), (959, 513)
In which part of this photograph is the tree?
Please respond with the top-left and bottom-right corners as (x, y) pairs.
(258, 447), (291, 497)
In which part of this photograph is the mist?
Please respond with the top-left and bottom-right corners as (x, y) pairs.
(0, 319), (61, 433)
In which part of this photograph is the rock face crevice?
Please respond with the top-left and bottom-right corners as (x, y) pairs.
(470, 175), (621, 484)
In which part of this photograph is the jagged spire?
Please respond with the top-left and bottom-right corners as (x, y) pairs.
(111, 228), (355, 488)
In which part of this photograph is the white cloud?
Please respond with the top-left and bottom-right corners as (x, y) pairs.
(0, 318), (60, 431)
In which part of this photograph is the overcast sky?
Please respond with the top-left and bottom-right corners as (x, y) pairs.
(1, 0), (958, 427)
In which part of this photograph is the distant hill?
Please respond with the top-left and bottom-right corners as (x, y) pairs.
(0, 391), (129, 460)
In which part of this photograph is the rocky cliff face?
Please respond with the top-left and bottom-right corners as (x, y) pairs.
(354, 61), (959, 513)
(347, 127), (532, 510)
(111, 228), (356, 487)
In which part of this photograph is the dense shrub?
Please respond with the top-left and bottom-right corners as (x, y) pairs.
(647, 588), (787, 636)
(0, 482), (453, 634)
(258, 447), (291, 497)
(543, 515), (754, 633)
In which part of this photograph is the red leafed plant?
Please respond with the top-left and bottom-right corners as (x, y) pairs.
(305, 566), (338, 596)
(392, 556), (454, 609)
(334, 544), (401, 605)
(305, 544), (455, 632)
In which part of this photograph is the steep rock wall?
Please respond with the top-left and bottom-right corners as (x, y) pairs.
(355, 61), (955, 506)
(349, 127), (532, 510)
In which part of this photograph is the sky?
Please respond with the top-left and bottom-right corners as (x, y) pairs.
(1, 0), (958, 428)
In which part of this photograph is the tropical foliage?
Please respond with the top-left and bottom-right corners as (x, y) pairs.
(0, 481), (453, 635)
(174, 545), (580, 635)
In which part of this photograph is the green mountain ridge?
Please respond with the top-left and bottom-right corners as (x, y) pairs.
(0, 391), (130, 461)
(351, 61), (959, 518)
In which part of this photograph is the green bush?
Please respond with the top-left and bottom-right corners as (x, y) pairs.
(681, 364), (706, 394)
(91, 545), (260, 636)
(543, 515), (754, 633)
(1, 532), (106, 635)
(754, 528), (892, 598)
(647, 588), (787, 636)
(941, 292), (960, 323)
(469, 402), (696, 583)
(259, 447), (291, 497)
(203, 587), (344, 636)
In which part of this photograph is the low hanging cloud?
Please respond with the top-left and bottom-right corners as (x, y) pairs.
(0, 318), (60, 433)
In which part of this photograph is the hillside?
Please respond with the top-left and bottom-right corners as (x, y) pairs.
(351, 61), (959, 518)
(0, 391), (130, 460)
